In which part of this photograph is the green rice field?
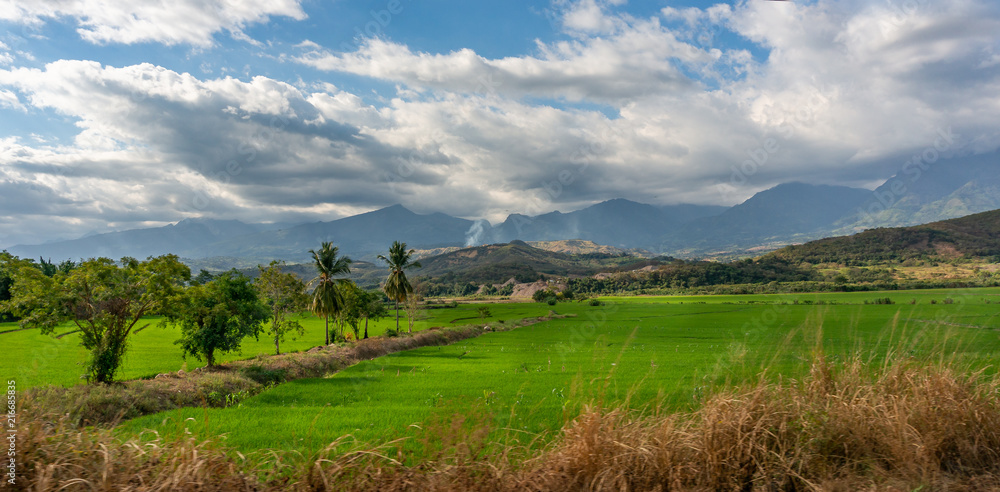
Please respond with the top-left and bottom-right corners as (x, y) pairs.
(106, 288), (1000, 460)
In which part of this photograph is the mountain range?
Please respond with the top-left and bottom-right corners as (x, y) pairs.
(6, 151), (997, 266)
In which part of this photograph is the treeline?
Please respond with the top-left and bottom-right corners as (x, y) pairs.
(568, 257), (818, 294)
(0, 240), (423, 386)
(0, 253), (78, 321)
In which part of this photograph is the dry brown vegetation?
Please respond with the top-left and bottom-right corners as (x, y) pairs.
(9, 352), (1000, 491)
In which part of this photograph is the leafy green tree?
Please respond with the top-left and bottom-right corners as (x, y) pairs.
(309, 242), (353, 345)
(255, 261), (308, 355)
(338, 281), (363, 340)
(0, 252), (34, 322)
(358, 289), (388, 339)
(378, 241), (422, 333)
(174, 270), (269, 367)
(191, 269), (216, 286)
(4, 255), (190, 384)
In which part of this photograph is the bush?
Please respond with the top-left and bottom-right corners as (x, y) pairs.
(589, 299), (603, 306)
(547, 298), (557, 306)
(241, 365), (287, 385)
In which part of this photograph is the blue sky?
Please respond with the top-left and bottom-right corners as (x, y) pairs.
(0, 0), (998, 246)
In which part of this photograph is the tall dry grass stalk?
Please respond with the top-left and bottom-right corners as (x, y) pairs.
(9, 352), (1000, 491)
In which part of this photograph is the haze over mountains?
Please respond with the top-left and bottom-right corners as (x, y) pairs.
(7, 152), (997, 266)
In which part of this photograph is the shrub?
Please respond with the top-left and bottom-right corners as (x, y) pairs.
(241, 365), (287, 385)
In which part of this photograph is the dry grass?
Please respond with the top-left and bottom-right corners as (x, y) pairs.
(9, 352), (1000, 491)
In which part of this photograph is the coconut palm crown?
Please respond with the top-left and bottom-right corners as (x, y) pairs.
(309, 242), (352, 345)
(378, 240), (422, 332)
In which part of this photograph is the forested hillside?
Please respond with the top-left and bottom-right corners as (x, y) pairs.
(770, 209), (1000, 266)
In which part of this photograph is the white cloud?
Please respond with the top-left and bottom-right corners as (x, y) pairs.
(1, 0), (1000, 246)
(558, 0), (627, 35)
(0, 89), (22, 110)
(0, 0), (306, 46)
(296, 22), (714, 103)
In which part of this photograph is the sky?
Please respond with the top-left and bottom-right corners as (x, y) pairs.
(0, 0), (998, 247)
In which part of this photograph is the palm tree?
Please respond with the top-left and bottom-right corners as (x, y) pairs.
(309, 242), (352, 345)
(378, 241), (422, 332)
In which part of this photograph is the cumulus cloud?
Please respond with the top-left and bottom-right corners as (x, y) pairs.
(295, 23), (712, 103)
(0, 0), (306, 46)
(293, 0), (999, 203)
(0, 89), (21, 110)
(0, 61), (416, 245)
(2, 0), (1000, 246)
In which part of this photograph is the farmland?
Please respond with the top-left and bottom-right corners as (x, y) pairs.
(113, 288), (1000, 461)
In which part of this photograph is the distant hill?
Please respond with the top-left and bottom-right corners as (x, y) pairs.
(526, 239), (653, 257)
(489, 199), (725, 249)
(414, 240), (653, 286)
(660, 182), (873, 255)
(770, 208), (1000, 265)
(8, 151), (996, 264)
(839, 151), (1000, 233)
(185, 204), (475, 262)
(7, 218), (272, 262)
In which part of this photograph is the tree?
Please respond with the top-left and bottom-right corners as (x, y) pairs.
(37, 257), (76, 277)
(255, 261), (308, 355)
(174, 270), (269, 367)
(358, 290), (388, 339)
(309, 242), (353, 345)
(4, 255), (190, 384)
(378, 241), (422, 333)
(0, 252), (33, 322)
(338, 281), (363, 340)
(404, 284), (424, 333)
(191, 269), (216, 286)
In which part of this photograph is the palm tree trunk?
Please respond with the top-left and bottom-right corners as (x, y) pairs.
(395, 301), (400, 331)
(275, 334), (280, 355)
(364, 316), (369, 339)
(324, 316), (330, 345)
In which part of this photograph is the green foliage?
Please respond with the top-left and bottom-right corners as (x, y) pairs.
(477, 306), (492, 319)
(241, 365), (287, 385)
(4, 255), (190, 383)
(255, 261), (308, 355)
(379, 241), (422, 332)
(0, 251), (35, 322)
(174, 270), (269, 367)
(340, 284), (388, 340)
(191, 269), (216, 286)
(309, 242), (353, 345)
(770, 209), (1000, 266)
(568, 256), (819, 295)
(864, 297), (895, 305)
(37, 257), (77, 277)
(532, 289), (553, 302)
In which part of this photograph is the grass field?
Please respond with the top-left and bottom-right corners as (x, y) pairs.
(115, 288), (1000, 462)
(2, 302), (546, 389)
